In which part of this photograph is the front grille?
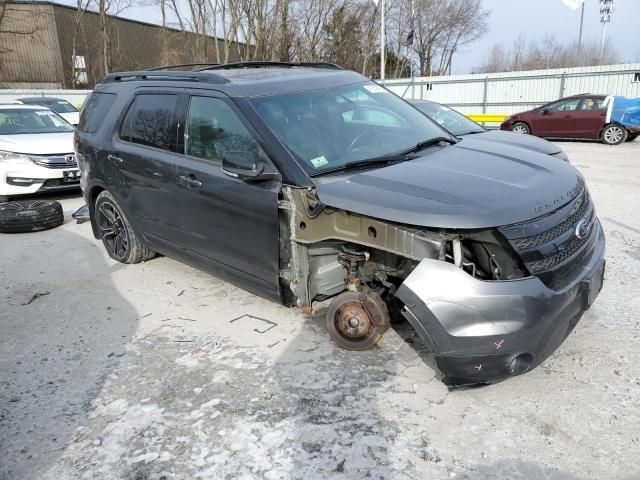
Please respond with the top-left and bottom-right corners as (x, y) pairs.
(512, 189), (590, 250)
(527, 209), (595, 273)
(499, 186), (599, 290)
(31, 154), (77, 169)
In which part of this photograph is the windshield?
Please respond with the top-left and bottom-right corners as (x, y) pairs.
(250, 82), (451, 175)
(0, 109), (75, 135)
(412, 101), (484, 136)
(21, 99), (78, 113)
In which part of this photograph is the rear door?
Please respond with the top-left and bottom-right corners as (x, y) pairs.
(571, 97), (607, 138)
(111, 92), (182, 245)
(534, 98), (581, 137)
(173, 92), (282, 299)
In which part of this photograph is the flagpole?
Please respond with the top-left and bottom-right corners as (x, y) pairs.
(577, 1), (584, 64)
(380, 0), (385, 80)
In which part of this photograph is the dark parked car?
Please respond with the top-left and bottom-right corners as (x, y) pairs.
(500, 94), (638, 145)
(76, 63), (605, 384)
(16, 97), (80, 125)
(410, 99), (569, 161)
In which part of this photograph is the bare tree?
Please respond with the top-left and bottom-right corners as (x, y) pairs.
(476, 34), (620, 73)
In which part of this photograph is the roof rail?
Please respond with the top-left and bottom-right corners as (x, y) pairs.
(147, 63), (221, 71)
(102, 70), (229, 84)
(199, 61), (343, 71)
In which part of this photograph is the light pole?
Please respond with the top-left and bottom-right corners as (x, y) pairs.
(372, 0), (385, 80)
(599, 0), (614, 60)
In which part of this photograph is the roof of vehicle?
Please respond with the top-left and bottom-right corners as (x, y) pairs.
(98, 62), (368, 97)
(16, 96), (70, 103)
(559, 93), (606, 100)
(0, 104), (50, 110)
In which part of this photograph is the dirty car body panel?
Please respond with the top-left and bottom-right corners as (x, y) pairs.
(77, 63), (606, 384)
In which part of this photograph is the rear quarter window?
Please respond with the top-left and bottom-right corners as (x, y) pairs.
(78, 92), (116, 133)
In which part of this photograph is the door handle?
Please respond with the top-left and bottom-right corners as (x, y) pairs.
(108, 154), (124, 164)
(178, 174), (202, 189)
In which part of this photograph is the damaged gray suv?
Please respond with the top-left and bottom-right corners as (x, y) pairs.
(76, 62), (605, 384)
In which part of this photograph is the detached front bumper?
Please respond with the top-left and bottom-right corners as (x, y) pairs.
(396, 224), (605, 384)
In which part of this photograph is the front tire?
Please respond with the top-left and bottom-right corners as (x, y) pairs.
(626, 133), (638, 143)
(601, 124), (628, 145)
(94, 190), (155, 264)
(510, 122), (530, 135)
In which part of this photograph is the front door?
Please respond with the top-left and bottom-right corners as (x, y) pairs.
(173, 93), (282, 299)
(534, 98), (582, 137)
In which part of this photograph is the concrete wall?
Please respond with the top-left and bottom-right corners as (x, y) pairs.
(0, 3), (64, 88)
(0, 2), (247, 89)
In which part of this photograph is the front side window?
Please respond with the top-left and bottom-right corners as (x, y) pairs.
(120, 94), (177, 151)
(185, 96), (259, 163)
(250, 82), (449, 175)
(548, 99), (581, 112)
(0, 109), (75, 135)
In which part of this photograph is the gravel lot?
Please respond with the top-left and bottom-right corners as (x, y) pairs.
(1, 140), (639, 480)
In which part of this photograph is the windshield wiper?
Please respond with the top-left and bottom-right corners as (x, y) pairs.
(396, 136), (457, 156)
(311, 136), (457, 177)
(312, 157), (406, 176)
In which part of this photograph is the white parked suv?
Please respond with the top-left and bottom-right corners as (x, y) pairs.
(0, 105), (79, 202)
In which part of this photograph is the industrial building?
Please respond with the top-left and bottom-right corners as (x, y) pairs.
(0, 1), (245, 88)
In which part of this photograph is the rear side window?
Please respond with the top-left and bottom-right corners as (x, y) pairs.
(120, 94), (177, 151)
(78, 92), (116, 133)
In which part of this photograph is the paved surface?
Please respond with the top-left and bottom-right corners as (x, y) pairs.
(1, 140), (639, 480)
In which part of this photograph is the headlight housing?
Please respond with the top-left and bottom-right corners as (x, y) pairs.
(0, 150), (35, 165)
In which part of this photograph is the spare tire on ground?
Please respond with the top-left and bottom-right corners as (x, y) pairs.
(0, 200), (64, 233)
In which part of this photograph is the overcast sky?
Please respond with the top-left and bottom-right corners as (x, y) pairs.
(68, 0), (639, 75)
(453, 0), (640, 73)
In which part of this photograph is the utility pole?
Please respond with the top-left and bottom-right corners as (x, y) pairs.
(599, 0), (614, 61)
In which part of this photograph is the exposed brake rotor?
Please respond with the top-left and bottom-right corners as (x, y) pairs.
(326, 287), (391, 351)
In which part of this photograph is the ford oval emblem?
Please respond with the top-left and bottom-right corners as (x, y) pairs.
(575, 218), (592, 239)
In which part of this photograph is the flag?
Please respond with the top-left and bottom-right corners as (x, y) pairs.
(562, 0), (584, 10)
(405, 14), (415, 47)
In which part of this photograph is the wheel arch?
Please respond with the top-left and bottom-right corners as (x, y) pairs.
(88, 184), (106, 239)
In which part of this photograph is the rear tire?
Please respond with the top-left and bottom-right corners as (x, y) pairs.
(601, 124), (628, 145)
(0, 200), (64, 233)
(510, 122), (530, 135)
(626, 133), (638, 142)
(94, 190), (156, 264)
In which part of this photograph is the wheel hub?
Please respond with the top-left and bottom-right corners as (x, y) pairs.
(336, 303), (373, 339)
(326, 287), (391, 350)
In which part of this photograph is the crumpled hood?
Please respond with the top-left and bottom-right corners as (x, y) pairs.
(314, 141), (582, 229)
(0, 132), (74, 155)
(460, 130), (561, 155)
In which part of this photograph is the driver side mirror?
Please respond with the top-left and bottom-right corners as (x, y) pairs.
(222, 151), (264, 180)
(542, 108), (551, 116)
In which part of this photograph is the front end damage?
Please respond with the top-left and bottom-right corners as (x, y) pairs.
(279, 184), (605, 384)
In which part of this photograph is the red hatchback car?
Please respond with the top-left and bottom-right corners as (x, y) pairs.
(501, 94), (638, 145)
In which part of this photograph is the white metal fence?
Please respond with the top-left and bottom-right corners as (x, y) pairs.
(0, 89), (91, 107)
(1, 63), (639, 115)
(381, 63), (640, 115)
